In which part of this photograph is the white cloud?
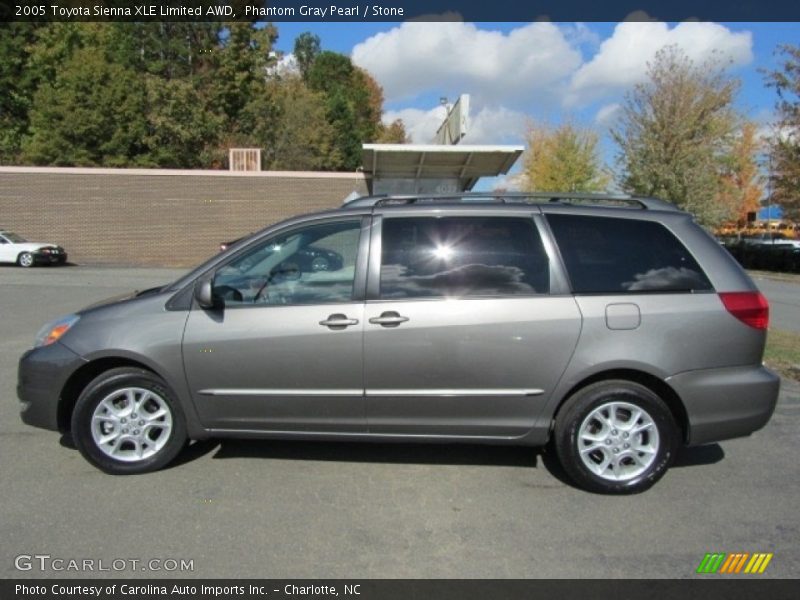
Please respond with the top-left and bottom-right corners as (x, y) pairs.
(383, 105), (527, 145)
(566, 21), (752, 106)
(268, 52), (299, 77)
(352, 21), (582, 109)
(595, 103), (621, 126)
(354, 21), (754, 147)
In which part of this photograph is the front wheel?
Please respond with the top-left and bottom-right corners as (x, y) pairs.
(71, 367), (187, 474)
(18, 252), (34, 267)
(553, 380), (679, 494)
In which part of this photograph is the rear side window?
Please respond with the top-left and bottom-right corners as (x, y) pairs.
(546, 214), (713, 293)
(380, 216), (549, 299)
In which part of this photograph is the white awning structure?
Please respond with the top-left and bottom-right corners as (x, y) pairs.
(362, 144), (523, 195)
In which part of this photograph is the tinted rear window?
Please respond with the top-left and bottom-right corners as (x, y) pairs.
(546, 214), (713, 293)
(380, 216), (549, 299)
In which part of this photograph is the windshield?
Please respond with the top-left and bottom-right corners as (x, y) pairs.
(3, 232), (27, 243)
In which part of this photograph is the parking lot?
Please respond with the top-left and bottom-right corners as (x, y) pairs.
(1, 265), (799, 578)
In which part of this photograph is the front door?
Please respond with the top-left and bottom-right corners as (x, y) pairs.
(0, 236), (13, 263)
(182, 217), (369, 432)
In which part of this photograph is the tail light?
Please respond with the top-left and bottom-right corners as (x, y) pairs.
(719, 291), (769, 330)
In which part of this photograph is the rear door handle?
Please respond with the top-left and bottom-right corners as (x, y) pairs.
(368, 311), (410, 327)
(319, 314), (359, 329)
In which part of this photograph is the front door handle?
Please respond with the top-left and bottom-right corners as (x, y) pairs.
(319, 314), (359, 329)
(368, 311), (410, 327)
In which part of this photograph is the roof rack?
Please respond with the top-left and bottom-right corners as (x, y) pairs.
(343, 191), (680, 212)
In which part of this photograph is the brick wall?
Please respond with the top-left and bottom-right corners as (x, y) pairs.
(0, 167), (369, 267)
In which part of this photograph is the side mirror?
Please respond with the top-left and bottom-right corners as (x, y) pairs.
(194, 279), (216, 309)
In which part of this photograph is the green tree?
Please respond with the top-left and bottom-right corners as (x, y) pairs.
(717, 121), (763, 226)
(612, 46), (741, 226)
(307, 51), (385, 168)
(108, 22), (221, 80)
(210, 22), (278, 131)
(0, 23), (40, 163)
(520, 121), (609, 192)
(293, 32), (321, 79)
(22, 47), (149, 166)
(764, 44), (800, 220)
(142, 77), (223, 168)
(376, 119), (411, 144)
(247, 76), (340, 170)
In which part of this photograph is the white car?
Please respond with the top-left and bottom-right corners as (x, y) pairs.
(0, 231), (67, 267)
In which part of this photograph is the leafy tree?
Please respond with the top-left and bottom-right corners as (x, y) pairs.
(22, 47), (149, 166)
(210, 22), (278, 131)
(763, 44), (800, 220)
(520, 121), (609, 192)
(307, 51), (385, 168)
(376, 119), (411, 144)
(612, 46), (741, 226)
(717, 121), (763, 226)
(108, 23), (221, 80)
(293, 32), (321, 79)
(0, 23), (40, 163)
(142, 77), (223, 168)
(3, 22), (396, 172)
(325, 91), (362, 170)
(247, 76), (340, 170)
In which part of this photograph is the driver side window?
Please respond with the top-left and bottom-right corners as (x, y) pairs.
(213, 219), (362, 307)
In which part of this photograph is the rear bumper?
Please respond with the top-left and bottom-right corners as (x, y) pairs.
(17, 342), (85, 431)
(666, 365), (780, 446)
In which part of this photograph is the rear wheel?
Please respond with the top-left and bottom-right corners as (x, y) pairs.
(71, 367), (187, 474)
(553, 380), (679, 494)
(18, 252), (34, 267)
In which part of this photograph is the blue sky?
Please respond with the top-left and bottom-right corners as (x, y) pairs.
(269, 21), (799, 187)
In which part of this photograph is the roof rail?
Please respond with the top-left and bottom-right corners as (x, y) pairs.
(342, 191), (680, 212)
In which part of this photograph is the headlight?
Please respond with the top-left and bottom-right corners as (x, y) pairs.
(34, 314), (80, 348)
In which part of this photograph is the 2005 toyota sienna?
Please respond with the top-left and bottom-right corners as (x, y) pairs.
(17, 193), (780, 493)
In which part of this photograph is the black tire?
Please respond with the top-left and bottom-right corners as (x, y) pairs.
(553, 380), (679, 494)
(17, 252), (34, 267)
(71, 367), (187, 475)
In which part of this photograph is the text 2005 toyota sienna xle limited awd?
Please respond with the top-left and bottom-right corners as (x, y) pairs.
(18, 193), (780, 493)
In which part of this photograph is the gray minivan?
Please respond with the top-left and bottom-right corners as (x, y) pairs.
(17, 193), (779, 493)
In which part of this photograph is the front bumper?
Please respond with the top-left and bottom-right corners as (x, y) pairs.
(666, 364), (780, 446)
(33, 250), (67, 265)
(17, 342), (85, 431)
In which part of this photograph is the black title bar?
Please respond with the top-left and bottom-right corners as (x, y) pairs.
(3, 580), (800, 600)
(3, 0), (800, 22)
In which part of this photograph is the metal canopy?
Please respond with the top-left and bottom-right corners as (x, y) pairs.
(362, 143), (523, 195)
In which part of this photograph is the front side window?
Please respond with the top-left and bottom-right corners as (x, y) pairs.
(213, 219), (361, 306)
(379, 216), (550, 299)
(546, 214), (713, 293)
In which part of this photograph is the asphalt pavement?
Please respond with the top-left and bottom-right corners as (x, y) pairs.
(1, 265), (798, 579)
(750, 275), (800, 334)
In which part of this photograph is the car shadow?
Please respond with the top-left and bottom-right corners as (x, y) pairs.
(59, 432), (76, 449)
(209, 438), (539, 468)
(0, 262), (76, 269)
(673, 443), (725, 468)
(58, 432), (725, 482)
(59, 432), (223, 470)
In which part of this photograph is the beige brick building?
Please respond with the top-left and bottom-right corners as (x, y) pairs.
(0, 167), (369, 267)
